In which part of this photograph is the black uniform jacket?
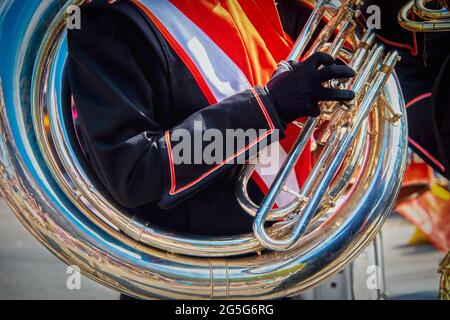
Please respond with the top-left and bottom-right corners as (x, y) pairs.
(433, 54), (450, 180)
(362, 1), (450, 177)
(67, 0), (310, 235)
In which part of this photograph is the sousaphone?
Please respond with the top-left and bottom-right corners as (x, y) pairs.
(0, 0), (407, 299)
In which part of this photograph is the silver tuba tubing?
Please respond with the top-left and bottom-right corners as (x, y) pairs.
(399, 0), (450, 32)
(0, 0), (407, 299)
(237, 0), (403, 251)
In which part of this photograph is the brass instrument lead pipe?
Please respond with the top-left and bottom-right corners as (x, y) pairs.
(255, 50), (400, 251)
(251, 0), (363, 227)
(288, 0), (332, 61)
(315, 30), (375, 145)
(235, 0), (334, 221)
(295, 44), (385, 209)
(263, 7), (361, 220)
(279, 31), (376, 210)
(277, 44), (385, 223)
(305, 0), (353, 57)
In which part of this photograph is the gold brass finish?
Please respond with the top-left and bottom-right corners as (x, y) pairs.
(399, 0), (450, 32)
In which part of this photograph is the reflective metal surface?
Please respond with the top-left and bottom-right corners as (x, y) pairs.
(399, 0), (450, 32)
(440, 251), (450, 300)
(237, 0), (405, 251)
(0, 0), (407, 299)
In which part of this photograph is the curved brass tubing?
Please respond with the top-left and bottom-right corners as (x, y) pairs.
(399, 0), (450, 32)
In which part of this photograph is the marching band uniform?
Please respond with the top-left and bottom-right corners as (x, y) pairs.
(67, 0), (354, 235)
(361, 3), (450, 297)
(433, 53), (450, 180)
(362, 0), (450, 178)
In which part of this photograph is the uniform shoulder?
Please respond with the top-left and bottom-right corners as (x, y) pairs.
(77, 0), (146, 24)
(68, 0), (166, 58)
(73, 0), (141, 31)
(80, 0), (129, 11)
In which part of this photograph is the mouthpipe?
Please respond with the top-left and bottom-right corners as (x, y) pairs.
(315, 31), (375, 145)
(288, 0), (332, 61)
(253, 40), (384, 245)
(254, 50), (400, 251)
(253, 118), (319, 242)
(328, 15), (356, 58)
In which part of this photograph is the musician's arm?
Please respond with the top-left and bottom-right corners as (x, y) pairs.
(67, 3), (285, 209)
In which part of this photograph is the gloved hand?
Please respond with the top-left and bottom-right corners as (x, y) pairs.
(265, 52), (356, 124)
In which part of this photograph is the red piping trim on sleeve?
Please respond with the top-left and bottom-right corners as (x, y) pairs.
(406, 92), (432, 109)
(166, 87), (275, 195)
(409, 137), (445, 173)
(357, 14), (418, 56)
(251, 87), (275, 129)
(165, 130), (177, 194)
(405, 92), (444, 172)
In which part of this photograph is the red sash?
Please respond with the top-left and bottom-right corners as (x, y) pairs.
(133, 0), (311, 205)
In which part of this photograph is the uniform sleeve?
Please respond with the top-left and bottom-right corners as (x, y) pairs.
(433, 54), (450, 179)
(67, 3), (285, 209)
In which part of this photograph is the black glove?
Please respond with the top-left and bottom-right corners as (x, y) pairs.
(265, 52), (356, 124)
